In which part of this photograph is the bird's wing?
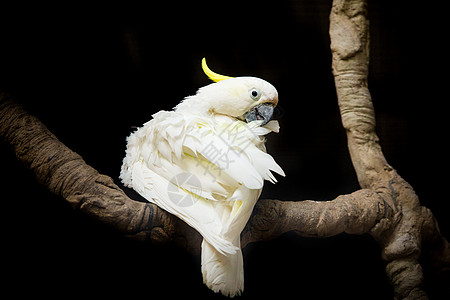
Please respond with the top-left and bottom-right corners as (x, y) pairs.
(131, 160), (239, 255)
(120, 111), (283, 254)
(182, 115), (285, 189)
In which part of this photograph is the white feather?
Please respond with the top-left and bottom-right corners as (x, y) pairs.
(120, 76), (284, 297)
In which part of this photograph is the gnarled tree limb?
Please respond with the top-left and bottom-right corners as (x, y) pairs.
(0, 0), (448, 298)
(329, 1), (448, 298)
(0, 95), (202, 253)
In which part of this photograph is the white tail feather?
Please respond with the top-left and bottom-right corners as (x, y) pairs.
(201, 239), (244, 298)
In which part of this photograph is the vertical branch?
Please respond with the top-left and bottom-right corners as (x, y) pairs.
(330, 0), (429, 299)
(330, 0), (391, 189)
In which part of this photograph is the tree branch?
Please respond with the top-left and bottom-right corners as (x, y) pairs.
(0, 0), (448, 298)
(328, 1), (449, 298)
(242, 188), (395, 247)
(0, 94), (201, 253)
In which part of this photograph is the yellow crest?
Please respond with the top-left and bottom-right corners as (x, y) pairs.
(201, 58), (234, 82)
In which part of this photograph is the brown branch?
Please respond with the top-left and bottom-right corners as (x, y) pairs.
(241, 188), (395, 247)
(0, 94), (202, 253)
(0, 0), (448, 298)
(327, 0), (449, 298)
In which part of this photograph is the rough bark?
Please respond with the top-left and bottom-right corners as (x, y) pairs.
(329, 1), (446, 299)
(0, 95), (202, 252)
(0, 0), (448, 298)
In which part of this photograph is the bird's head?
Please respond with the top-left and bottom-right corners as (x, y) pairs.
(196, 58), (278, 126)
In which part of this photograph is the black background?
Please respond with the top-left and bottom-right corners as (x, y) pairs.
(0, 1), (448, 299)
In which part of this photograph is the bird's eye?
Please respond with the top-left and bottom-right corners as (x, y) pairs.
(249, 89), (261, 101)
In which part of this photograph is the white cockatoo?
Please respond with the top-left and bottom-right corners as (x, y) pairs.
(120, 58), (285, 297)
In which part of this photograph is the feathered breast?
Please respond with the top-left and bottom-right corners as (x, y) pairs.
(121, 110), (284, 202)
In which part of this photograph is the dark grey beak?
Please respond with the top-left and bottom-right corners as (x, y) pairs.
(244, 103), (274, 126)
